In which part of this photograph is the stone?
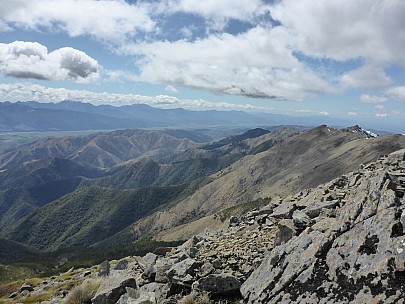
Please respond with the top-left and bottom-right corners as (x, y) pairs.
(20, 290), (29, 296)
(304, 200), (340, 219)
(175, 236), (200, 253)
(270, 202), (297, 219)
(155, 258), (172, 283)
(292, 210), (311, 231)
(188, 247), (198, 258)
(99, 260), (110, 277)
(114, 260), (129, 270)
(127, 292), (156, 304)
(144, 253), (158, 265)
(192, 274), (241, 296)
(142, 264), (156, 281)
(20, 283), (34, 292)
(166, 258), (198, 280)
(121, 287), (156, 304)
(258, 203), (277, 215)
(199, 261), (215, 277)
(229, 216), (240, 226)
(274, 219), (296, 246)
(92, 274), (136, 304)
(9, 292), (18, 298)
(212, 259), (221, 269)
(140, 283), (169, 303)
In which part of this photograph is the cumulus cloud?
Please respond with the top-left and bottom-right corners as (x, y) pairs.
(106, 70), (139, 83)
(0, 41), (99, 82)
(0, 0), (155, 43)
(340, 65), (391, 89)
(347, 112), (358, 116)
(360, 94), (388, 103)
(121, 0), (405, 99)
(270, 0), (405, 65)
(374, 104), (388, 118)
(157, 0), (269, 31)
(319, 111), (329, 116)
(385, 86), (405, 103)
(0, 83), (267, 111)
(2, 0), (405, 101)
(123, 26), (333, 100)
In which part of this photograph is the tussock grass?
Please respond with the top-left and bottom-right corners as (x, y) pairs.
(23, 291), (53, 303)
(179, 292), (212, 304)
(63, 279), (102, 304)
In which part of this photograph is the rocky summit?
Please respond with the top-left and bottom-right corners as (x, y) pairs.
(4, 148), (405, 303)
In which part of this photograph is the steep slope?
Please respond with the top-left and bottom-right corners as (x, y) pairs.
(130, 126), (405, 241)
(81, 156), (240, 189)
(0, 239), (40, 261)
(0, 127), (297, 250)
(0, 189), (40, 232)
(2, 185), (186, 251)
(0, 158), (103, 231)
(166, 127), (298, 163)
(0, 157), (101, 189)
(0, 127), (293, 237)
(0, 129), (198, 170)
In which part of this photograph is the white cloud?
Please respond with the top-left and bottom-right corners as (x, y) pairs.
(270, 0), (405, 65)
(374, 104), (388, 118)
(165, 85), (178, 94)
(0, 0), (155, 43)
(0, 41), (99, 82)
(291, 109), (314, 113)
(319, 111), (329, 116)
(157, 0), (268, 28)
(360, 94), (388, 103)
(105, 70), (139, 83)
(385, 86), (405, 102)
(340, 65), (391, 89)
(123, 26), (333, 100)
(2, 0), (405, 102)
(347, 111), (358, 116)
(0, 83), (268, 111)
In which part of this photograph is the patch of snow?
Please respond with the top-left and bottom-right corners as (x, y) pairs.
(361, 128), (378, 138)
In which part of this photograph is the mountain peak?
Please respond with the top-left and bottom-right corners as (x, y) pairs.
(343, 125), (378, 138)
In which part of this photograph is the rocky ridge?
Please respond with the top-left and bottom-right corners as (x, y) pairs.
(3, 148), (405, 303)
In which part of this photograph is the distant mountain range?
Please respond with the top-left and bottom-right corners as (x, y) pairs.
(1, 125), (404, 254)
(0, 100), (355, 132)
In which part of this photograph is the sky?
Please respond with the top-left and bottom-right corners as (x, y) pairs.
(0, 0), (405, 132)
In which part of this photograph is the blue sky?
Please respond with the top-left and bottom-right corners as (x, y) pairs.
(0, 0), (405, 132)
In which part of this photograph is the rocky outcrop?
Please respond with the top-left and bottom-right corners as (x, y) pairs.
(241, 149), (405, 303)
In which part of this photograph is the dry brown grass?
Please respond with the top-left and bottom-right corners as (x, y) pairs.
(178, 292), (212, 304)
(63, 279), (102, 304)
